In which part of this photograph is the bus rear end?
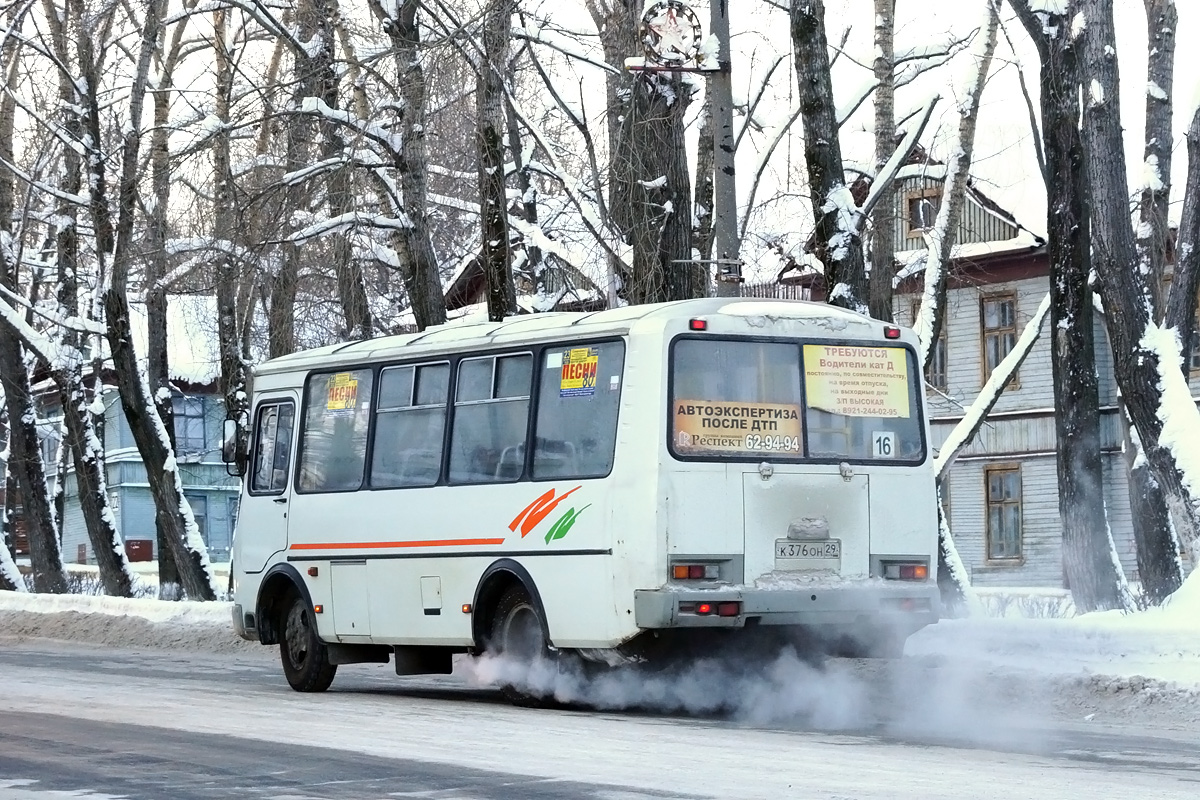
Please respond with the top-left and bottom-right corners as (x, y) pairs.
(633, 302), (939, 657)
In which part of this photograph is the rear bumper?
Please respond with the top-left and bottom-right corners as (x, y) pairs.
(633, 581), (939, 631)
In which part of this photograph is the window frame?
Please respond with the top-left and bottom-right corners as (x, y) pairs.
(911, 300), (948, 392)
(173, 395), (207, 453)
(665, 334), (929, 467)
(979, 291), (1021, 389)
(369, 359), (452, 489)
(904, 188), (942, 239)
(447, 350), (536, 486)
(1190, 313), (1200, 375)
(984, 463), (1023, 565)
(248, 399), (295, 497)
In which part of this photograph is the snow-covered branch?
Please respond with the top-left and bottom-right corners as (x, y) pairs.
(935, 292), (1050, 478)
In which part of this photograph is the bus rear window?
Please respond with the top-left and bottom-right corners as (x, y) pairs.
(670, 339), (924, 463)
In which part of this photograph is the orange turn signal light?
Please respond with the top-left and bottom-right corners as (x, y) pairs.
(312, 604), (323, 614)
(462, 604), (472, 614)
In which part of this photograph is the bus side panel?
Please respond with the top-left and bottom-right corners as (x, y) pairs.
(867, 466), (939, 567)
(663, 466), (745, 582)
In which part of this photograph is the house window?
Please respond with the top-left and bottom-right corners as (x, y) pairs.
(906, 190), (941, 238)
(985, 465), (1022, 562)
(912, 301), (948, 392)
(981, 293), (1019, 384)
(173, 396), (206, 453)
(1191, 317), (1200, 373)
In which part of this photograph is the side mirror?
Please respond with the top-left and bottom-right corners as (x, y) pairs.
(222, 418), (245, 477)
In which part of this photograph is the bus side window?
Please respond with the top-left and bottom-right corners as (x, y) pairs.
(449, 354), (532, 484)
(251, 402), (294, 493)
(371, 362), (449, 488)
(297, 369), (374, 492)
(532, 341), (624, 479)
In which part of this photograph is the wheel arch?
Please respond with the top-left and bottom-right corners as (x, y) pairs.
(255, 563), (314, 646)
(471, 559), (549, 652)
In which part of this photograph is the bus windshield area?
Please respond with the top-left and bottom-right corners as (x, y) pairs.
(670, 338), (925, 463)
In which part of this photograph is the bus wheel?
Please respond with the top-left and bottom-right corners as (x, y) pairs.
(489, 586), (553, 705)
(279, 592), (337, 692)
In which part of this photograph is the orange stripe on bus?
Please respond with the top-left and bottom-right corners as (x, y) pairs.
(289, 538), (506, 551)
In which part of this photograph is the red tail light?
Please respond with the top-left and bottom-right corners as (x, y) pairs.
(717, 602), (740, 617)
(696, 603), (714, 615)
(884, 326), (901, 339)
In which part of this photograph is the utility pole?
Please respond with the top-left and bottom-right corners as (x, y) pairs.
(710, 0), (742, 297)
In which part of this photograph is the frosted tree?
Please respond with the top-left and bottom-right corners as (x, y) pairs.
(1077, 0), (1200, 568)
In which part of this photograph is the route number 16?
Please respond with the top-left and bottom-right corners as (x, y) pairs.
(872, 430), (896, 458)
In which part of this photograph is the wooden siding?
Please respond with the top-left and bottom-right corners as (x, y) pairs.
(892, 176), (1019, 247)
(944, 453), (1137, 588)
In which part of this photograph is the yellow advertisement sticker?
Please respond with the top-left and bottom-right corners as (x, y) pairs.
(674, 400), (803, 455)
(560, 347), (599, 398)
(326, 371), (359, 413)
(803, 344), (910, 418)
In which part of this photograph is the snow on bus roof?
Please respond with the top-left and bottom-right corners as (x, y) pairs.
(255, 298), (876, 375)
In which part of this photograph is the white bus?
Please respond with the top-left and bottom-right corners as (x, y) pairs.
(226, 298), (940, 694)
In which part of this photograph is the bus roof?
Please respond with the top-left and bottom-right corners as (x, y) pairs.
(254, 297), (881, 377)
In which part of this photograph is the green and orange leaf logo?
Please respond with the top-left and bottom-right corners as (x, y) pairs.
(509, 486), (591, 545)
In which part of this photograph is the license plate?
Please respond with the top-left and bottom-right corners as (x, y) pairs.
(775, 539), (841, 559)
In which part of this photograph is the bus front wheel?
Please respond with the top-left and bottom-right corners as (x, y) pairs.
(279, 592), (337, 692)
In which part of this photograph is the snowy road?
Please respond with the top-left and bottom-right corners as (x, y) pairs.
(2, 641), (1199, 799)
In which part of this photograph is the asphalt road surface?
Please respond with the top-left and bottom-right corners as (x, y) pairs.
(1, 640), (1198, 799)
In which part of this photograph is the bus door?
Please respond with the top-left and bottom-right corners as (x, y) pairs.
(237, 393), (299, 573)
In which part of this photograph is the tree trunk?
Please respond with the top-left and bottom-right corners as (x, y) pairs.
(103, 293), (217, 600)
(1078, 0), (1200, 548)
(0, 410), (26, 592)
(478, 0), (517, 321)
(212, 8), (251, 467)
(790, 0), (867, 311)
(370, 0), (448, 331)
(60, 377), (135, 597)
(1136, 0), (1175, 316)
(621, 72), (695, 304)
(587, 1), (640, 296)
(317, 0), (374, 341)
(504, 96), (543, 295)
(0, 12), (66, 593)
(81, 0), (217, 600)
(694, 90), (715, 273)
(1165, 109), (1200, 371)
(1119, 402), (1181, 603)
(149, 60), (181, 597)
(868, 0), (896, 322)
(1024, 2), (1129, 611)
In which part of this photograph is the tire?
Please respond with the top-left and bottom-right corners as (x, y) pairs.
(279, 592), (337, 692)
(487, 585), (554, 705)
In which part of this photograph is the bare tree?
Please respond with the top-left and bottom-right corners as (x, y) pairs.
(868, 0), (896, 322)
(368, 0), (448, 330)
(478, 0), (518, 320)
(0, 4), (66, 594)
(791, 0), (867, 311)
(83, 0), (217, 600)
(0, 407), (26, 592)
(1077, 0), (1200, 560)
